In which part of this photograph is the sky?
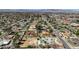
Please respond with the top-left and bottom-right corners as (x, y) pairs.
(0, 0), (79, 9)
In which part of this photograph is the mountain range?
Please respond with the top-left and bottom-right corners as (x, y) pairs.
(0, 9), (79, 13)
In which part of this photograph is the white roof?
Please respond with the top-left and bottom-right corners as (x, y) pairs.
(71, 23), (79, 26)
(0, 38), (10, 45)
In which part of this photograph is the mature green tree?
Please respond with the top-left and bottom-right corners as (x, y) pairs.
(0, 32), (2, 35)
(76, 20), (79, 23)
(26, 45), (33, 48)
(35, 24), (42, 33)
(75, 30), (79, 36)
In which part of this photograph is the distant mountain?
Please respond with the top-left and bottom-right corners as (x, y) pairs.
(0, 9), (79, 13)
